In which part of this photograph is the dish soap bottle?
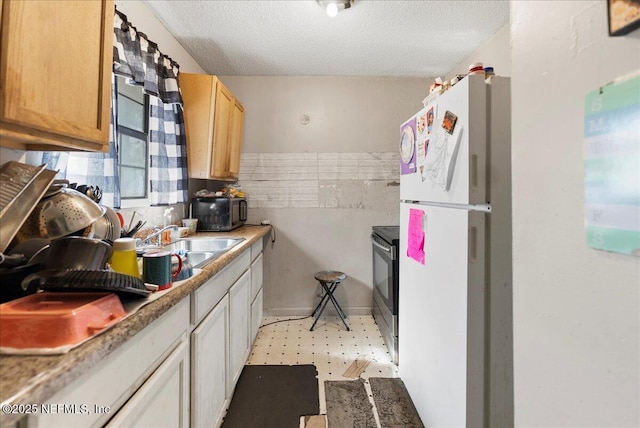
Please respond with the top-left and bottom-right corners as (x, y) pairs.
(162, 207), (174, 245)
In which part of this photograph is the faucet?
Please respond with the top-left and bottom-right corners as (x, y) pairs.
(138, 225), (179, 247)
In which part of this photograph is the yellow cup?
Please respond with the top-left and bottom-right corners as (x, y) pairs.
(109, 238), (141, 278)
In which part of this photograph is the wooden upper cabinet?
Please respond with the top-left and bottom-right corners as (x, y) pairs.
(228, 99), (245, 179)
(0, 0), (114, 152)
(211, 82), (233, 178)
(180, 73), (245, 181)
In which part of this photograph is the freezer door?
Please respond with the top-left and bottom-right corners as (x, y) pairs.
(400, 75), (489, 205)
(398, 202), (486, 427)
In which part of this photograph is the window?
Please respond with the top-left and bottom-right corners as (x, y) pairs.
(115, 75), (149, 203)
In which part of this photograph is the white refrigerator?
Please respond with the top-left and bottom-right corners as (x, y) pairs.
(398, 75), (513, 427)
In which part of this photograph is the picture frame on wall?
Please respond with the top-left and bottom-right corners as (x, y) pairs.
(608, 0), (640, 36)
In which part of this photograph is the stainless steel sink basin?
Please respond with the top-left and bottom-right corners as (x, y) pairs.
(182, 251), (216, 268)
(164, 238), (244, 253)
(162, 237), (245, 269)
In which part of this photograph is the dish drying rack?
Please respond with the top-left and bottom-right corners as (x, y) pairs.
(0, 161), (57, 253)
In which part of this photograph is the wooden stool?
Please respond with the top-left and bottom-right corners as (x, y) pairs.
(310, 271), (349, 331)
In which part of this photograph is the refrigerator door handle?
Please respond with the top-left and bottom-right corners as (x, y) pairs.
(469, 226), (478, 263)
(471, 154), (478, 189)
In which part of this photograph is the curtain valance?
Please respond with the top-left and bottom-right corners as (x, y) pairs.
(113, 10), (182, 105)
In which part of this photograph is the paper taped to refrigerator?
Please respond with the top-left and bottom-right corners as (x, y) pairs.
(407, 208), (425, 264)
(423, 125), (463, 191)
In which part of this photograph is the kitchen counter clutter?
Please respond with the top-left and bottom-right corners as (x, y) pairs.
(0, 225), (270, 427)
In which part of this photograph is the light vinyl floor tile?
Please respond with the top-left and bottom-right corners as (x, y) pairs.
(247, 315), (399, 415)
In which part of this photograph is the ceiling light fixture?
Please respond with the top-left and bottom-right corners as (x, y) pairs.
(318, 0), (354, 17)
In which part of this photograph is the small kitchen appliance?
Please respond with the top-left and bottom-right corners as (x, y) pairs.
(191, 197), (247, 231)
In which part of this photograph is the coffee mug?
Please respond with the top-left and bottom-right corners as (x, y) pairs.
(142, 251), (182, 291)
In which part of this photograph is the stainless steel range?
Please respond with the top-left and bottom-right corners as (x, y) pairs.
(371, 225), (399, 364)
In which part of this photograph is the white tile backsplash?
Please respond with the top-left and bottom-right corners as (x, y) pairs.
(239, 152), (398, 209)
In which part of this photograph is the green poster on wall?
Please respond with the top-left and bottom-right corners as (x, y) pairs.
(584, 73), (640, 256)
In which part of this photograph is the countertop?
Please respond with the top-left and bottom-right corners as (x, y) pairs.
(0, 225), (271, 426)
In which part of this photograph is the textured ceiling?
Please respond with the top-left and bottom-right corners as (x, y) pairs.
(145, 0), (509, 77)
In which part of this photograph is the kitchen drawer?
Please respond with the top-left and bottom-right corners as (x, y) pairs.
(250, 238), (263, 262)
(27, 297), (190, 428)
(191, 250), (250, 326)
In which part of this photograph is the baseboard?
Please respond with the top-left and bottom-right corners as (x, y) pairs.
(264, 307), (373, 317)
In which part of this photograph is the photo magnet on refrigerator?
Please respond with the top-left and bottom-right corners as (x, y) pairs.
(442, 110), (458, 134)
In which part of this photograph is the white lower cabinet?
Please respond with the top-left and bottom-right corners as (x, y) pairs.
(250, 287), (264, 344)
(26, 298), (190, 428)
(189, 247), (252, 428)
(190, 294), (229, 428)
(250, 253), (263, 306)
(227, 270), (251, 396)
(21, 239), (265, 428)
(250, 248), (264, 346)
(105, 339), (190, 428)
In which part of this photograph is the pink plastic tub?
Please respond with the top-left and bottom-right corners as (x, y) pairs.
(0, 292), (125, 349)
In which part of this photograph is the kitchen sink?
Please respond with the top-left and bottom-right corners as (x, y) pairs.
(164, 238), (244, 253)
(162, 237), (245, 269)
(180, 251), (216, 268)
(137, 237), (245, 271)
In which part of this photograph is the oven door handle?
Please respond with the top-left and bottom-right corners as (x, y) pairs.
(371, 234), (396, 260)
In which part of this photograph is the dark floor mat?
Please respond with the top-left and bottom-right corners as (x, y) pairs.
(369, 377), (424, 428)
(325, 379), (376, 428)
(222, 365), (319, 428)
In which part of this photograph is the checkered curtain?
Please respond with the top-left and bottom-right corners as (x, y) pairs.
(113, 10), (182, 105)
(148, 95), (189, 205)
(113, 9), (187, 205)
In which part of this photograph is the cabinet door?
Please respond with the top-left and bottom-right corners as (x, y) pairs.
(250, 287), (264, 345)
(191, 294), (229, 428)
(105, 339), (190, 428)
(228, 270), (251, 396)
(211, 82), (233, 178)
(180, 73), (216, 179)
(0, 0), (112, 151)
(227, 99), (244, 180)
(250, 253), (263, 302)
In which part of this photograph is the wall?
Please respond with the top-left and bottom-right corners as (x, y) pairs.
(221, 76), (430, 315)
(447, 23), (511, 79)
(511, 1), (639, 426)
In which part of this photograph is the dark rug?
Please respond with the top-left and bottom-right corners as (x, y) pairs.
(325, 379), (376, 428)
(369, 377), (424, 428)
(222, 365), (319, 428)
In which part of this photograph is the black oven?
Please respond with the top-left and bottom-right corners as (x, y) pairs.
(371, 225), (399, 364)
